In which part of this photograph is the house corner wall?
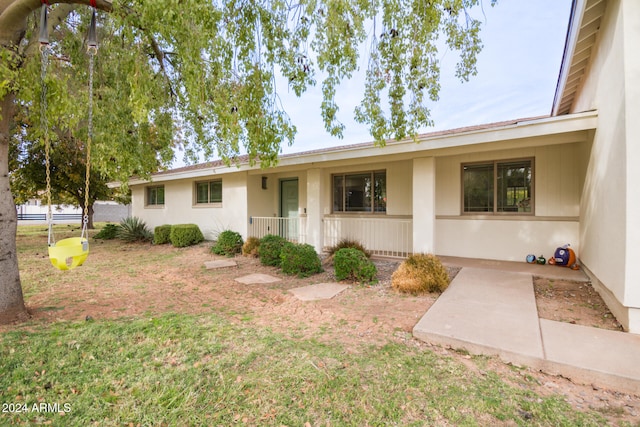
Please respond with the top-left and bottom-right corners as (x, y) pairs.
(574, 0), (640, 332)
(622, 0), (640, 332)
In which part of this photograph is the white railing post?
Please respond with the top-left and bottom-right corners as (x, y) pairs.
(249, 216), (305, 243)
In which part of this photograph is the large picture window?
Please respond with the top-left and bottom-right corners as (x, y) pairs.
(333, 171), (386, 213)
(146, 185), (165, 206)
(195, 180), (222, 204)
(463, 159), (533, 214)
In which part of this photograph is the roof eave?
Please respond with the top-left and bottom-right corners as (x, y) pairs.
(122, 112), (597, 186)
(552, 0), (585, 116)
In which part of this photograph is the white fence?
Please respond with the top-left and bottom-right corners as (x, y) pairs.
(249, 215), (412, 257)
(248, 216), (306, 243)
(323, 216), (413, 258)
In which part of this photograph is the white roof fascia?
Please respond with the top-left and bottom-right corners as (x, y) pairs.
(127, 111), (597, 186)
(552, 0), (587, 116)
(274, 111), (598, 166)
(126, 163), (255, 185)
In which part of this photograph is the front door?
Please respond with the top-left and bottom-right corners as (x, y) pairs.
(280, 179), (299, 240)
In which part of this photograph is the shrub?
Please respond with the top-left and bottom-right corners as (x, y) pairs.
(391, 253), (449, 294)
(334, 248), (377, 284)
(280, 243), (323, 277)
(169, 224), (204, 248)
(327, 238), (371, 258)
(153, 224), (172, 245)
(258, 234), (287, 266)
(94, 223), (119, 240)
(211, 230), (244, 257)
(117, 217), (153, 242)
(242, 237), (261, 257)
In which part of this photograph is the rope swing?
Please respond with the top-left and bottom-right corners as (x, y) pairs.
(40, 2), (98, 270)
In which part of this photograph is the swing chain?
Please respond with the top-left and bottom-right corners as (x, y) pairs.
(41, 44), (55, 247)
(82, 47), (95, 239)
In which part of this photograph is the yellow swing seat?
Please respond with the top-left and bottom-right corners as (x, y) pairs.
(48, 237), (89, 271)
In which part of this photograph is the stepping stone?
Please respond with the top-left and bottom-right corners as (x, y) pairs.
(289, 282), (349, 301)
(235, 273), (281, 284)
(204, 259), (238, 269)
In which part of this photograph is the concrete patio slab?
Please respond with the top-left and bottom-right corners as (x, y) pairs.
(413, 265), (640, 394)
(439, 255), (589, 282)
(289, 283), (349, 301)
(204, 259), (238, 269)
(235, 273), (282, 284)
(413, 267), (544, 366)
(540, 319), (640, 394)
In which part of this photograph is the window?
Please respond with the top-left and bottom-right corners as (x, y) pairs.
(462, 159), (533, 214)
(195, 180), (222, 204)
(147, 185), (165, 206)
(333, 171), (386, 213)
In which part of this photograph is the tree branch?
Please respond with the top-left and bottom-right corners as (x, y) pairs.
(114, 4), (175, 98)
(0, 0), (112, 47)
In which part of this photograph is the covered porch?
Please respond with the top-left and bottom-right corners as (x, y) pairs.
(248, 214), (413, 258)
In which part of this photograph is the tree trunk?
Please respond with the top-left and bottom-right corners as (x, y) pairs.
(0, 0), (114, 324)
(0, 92), (27, 324)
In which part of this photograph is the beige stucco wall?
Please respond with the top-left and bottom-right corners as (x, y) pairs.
(570, 0), (640, 331)
(320, 159), (413, 216)
(413, 157), (436, 254)
(246, 172), (308, 218)
(435, 219), (580, 261)
(131, 172), (249, 240)
(624, 0), (640, 331)
(246, 174), (275, 218)
(435, 143), (586, 217)
(432, 143), (586, 261)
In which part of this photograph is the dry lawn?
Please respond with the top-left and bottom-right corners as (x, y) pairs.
(7, 226), (639, 425)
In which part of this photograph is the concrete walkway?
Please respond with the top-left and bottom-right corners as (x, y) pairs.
(413, 265), (640, 395)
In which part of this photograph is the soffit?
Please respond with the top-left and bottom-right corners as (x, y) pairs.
(553, 0), (607, 115)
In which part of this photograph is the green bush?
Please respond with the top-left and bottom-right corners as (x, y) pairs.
(391, 253), (449, 294)
(211, 230), (244, 257)
(169, 224), (204, 248)
(258, 234), (287, 266)
(334, 248), (377, 284)
(117, 217), (153, 242)
(94, 223), (119, 240)
(242, 237), (261, 257)
(153, 224), (172, 245)
(280, 243), (323, 277)
(327, 238), (371, 258)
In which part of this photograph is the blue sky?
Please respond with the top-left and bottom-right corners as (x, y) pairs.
(276, 0), (573, 155)
(173, 1), (573, 165)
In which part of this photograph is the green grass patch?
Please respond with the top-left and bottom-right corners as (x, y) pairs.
(1, 313), (608, 426)
(16, 224), (182, 305)
(9, 225), (617, 426)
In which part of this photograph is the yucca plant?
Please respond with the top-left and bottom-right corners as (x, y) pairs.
(117, 217), (153, 243)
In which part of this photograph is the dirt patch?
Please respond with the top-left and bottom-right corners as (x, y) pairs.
(534, 277), (624, 331)
(7, 241), (640, 424)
